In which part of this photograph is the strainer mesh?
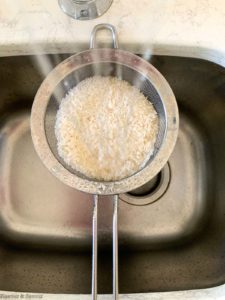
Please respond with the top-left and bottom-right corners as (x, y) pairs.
(44, 62), (167, 181)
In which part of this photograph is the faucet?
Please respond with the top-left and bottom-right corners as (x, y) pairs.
(58, 0), (113, 20)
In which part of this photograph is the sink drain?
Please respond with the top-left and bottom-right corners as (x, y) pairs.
(120, 163), (171, 206)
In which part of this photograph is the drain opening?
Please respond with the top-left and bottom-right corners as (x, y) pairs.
(120, 163), (171, 206)
(128, 172), (162, 197)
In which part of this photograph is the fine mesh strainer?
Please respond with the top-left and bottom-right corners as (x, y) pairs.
(31, 24), (179, 299)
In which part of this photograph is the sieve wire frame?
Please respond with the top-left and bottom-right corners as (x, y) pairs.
(31, 48), (179, 195)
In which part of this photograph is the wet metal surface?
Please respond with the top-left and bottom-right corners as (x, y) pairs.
(0, 55), (224, 294)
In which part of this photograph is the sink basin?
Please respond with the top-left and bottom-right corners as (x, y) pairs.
(0, 54), (224, 294)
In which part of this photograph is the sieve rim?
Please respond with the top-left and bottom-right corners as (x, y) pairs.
(31, 48), (179, 195)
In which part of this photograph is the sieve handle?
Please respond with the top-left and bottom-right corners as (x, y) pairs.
(90, 23), (119, 49)
(92, 195), (98, 300)
(91, 194), (119, 300)
(113, 195), (119, 299)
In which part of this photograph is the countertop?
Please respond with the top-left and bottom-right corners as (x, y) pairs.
(1, 286), (225, 300)
(0, 0), (225, 299)
(0, 0), (225, 66)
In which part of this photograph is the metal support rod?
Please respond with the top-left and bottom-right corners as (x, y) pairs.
(92, 195), (98, 300)
(113, 195), (119, 299)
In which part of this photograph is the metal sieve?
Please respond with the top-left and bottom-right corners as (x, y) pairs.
(31, 24), (179, 300)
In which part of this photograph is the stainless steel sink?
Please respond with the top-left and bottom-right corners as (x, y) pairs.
(0, 54), (224, 294)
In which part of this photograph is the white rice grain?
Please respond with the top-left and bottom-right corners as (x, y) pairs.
(55, 76), (159, 181)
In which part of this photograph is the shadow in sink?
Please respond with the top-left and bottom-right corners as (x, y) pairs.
(0, 54), (224, 294)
